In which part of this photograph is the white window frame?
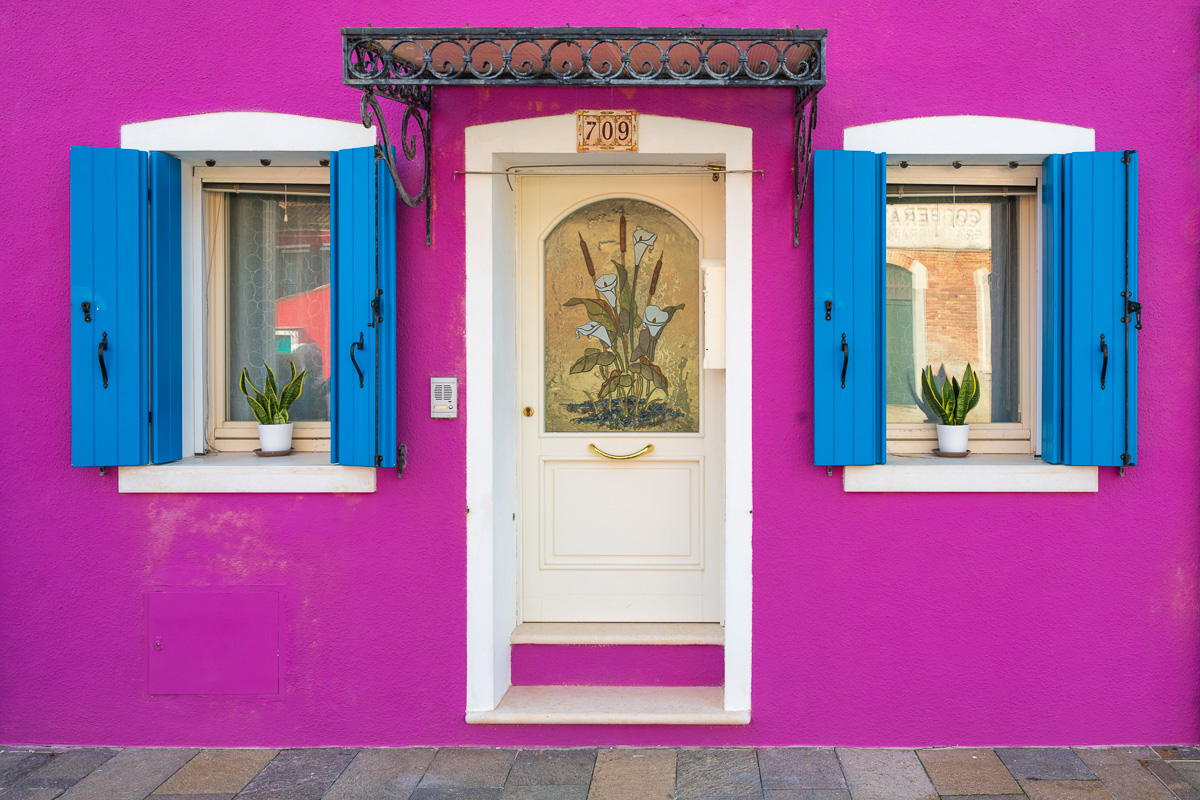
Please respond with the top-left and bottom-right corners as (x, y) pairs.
(884, 164), (1039, 456)
(841, 116), (1099, 492)
(116, 112), (376, 493)
(199, 166), (332, 453)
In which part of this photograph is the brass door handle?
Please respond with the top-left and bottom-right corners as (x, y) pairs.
(588, 443), (654, 460)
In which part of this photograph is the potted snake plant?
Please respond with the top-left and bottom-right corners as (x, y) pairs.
(921, 363), (981, 455)
(239, 361), (308, 454)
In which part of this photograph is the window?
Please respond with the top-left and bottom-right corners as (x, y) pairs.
(812, 143), (1138, 478)
(69, 113), (398, 489)
(201, 168), (332, 452)
(883, 166), (1038, 455)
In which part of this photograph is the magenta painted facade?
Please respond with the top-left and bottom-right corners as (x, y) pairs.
(1, 0), (1198, 748)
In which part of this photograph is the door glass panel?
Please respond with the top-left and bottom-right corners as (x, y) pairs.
(544, 198), (700, 433)
(885, 195), (1021, 423)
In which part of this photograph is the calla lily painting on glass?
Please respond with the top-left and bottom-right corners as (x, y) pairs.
(543, 198), (700, 432)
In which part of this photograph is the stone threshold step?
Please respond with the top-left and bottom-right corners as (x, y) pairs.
(465, 685), (749, 725)
(510, 622), (724, 646)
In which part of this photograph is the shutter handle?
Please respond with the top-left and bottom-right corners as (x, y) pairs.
(350, 331), (365, 388)
(98, 332), (109, 389)
(840, 333), (849, 389)
(1099, 333), (1108, 390)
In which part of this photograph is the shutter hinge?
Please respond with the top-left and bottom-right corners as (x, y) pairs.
(397, 442), (408, 478)
(375, 454), (382, 467)
(1121, 150), (1134, 164)
(1121, 295), (1143, 330)
(148, 411), (152, 423)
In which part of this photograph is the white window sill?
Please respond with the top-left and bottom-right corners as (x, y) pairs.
(118, 452), (376, 494)
(844, 453), (1097, 493)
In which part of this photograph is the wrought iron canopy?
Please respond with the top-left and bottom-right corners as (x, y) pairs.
(341, 27), (827, 246)
(344, 27), (825, 89)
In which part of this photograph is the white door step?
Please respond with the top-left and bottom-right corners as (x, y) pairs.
(465, 685), (749, 725)
(510, 622), (724, 646)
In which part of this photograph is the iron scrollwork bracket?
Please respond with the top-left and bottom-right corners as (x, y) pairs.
(793, 88), (818, 248)
(360, 85), (433, 246)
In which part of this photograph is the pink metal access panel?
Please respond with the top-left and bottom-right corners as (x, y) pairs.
(147, 588), (281, 696)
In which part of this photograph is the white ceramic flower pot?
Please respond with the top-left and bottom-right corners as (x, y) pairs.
(257, 422), (294, 453)
(936, 423), (970, 454)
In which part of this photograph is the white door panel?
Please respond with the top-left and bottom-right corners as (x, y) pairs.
(519, 174), (724, 623)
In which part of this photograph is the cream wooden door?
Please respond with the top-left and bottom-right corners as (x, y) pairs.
(518, 174), (724, 623)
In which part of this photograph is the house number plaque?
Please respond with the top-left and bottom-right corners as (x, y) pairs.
(577, 110), (638, 152)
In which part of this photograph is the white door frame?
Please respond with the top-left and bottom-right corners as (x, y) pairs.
(464, 114), (753, 715)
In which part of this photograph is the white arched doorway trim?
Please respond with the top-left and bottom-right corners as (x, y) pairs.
(464, 114), (753, 718)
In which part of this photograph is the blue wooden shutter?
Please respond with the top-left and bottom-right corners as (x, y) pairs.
(813, 150), (887, 466)
(71, 146), (149, 467)
(1040, 155), (1065, 463)
(1062, 151), (1139, 467)
(330, 146), (398, 468)
(149, 152), (182, 464)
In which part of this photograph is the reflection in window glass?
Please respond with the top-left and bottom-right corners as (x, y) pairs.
(885, 194), (1020, 424)
(225, 192), (331, 422)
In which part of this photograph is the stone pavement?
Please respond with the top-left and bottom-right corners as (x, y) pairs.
(2, 745), (1200, 800)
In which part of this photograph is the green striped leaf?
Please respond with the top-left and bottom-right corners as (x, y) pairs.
(921, 366), (948, 424)
(280, 370), (308, 411)
(245, 395), (271, 425)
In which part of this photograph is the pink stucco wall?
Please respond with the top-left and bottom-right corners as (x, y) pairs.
(1, 0), (1198, 747)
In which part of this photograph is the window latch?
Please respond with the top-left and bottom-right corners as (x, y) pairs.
(1122, 296), (1143, 330)
(368, 289), (383, 328)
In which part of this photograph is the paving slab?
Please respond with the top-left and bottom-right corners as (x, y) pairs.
(940, 796), (1030, 800)
(1, 752), (56, 788)
(500, 786), (590, 800)
(9, 748), (120, 792)
(506, 749), (596, 786)
(1022, 779), (1115, 800)
(153, 795), (235, 800)
(58, 749), (198, 800)
(1074, 749), (1159, 768)
(1170, 761), (1200, 792)
(758, 749), (845, 790)
(997, 749), (1097, 781)
(419, 749), (517, 789)
(1142, 759), (1200, 799)
(587, 749), (675, 800)
(1086, 762), (1176, 800)
(835, 749), (937, 800)
(234, 748), (357, 800)
(409, 790), (503, 800)
(322, 748), (436, 799)
(152, 749), (275, 795)
(675, 748), (762, 799)
(2, 788), (69, 800)
(917, 748), (1022, 795)
(762, 791), (851, 800)
(1155, 747), (1200, 761)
